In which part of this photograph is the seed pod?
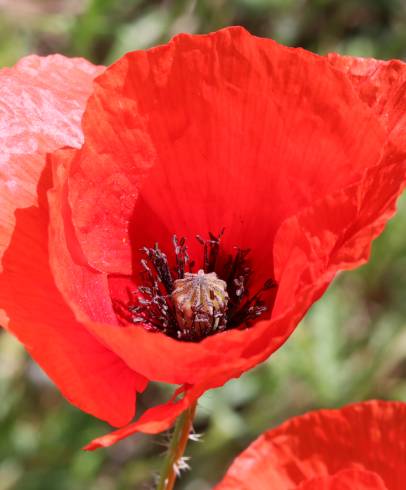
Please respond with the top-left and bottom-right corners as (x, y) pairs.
(171, 269), (229, 340)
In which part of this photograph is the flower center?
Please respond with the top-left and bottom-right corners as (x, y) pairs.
(120, 230), (275, 342)
(172, 269), (229, 339)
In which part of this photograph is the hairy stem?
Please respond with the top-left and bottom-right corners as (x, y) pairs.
(157, 402), (198, 490)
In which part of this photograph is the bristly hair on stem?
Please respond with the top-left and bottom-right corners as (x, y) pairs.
(117, 230), (276, 342)
(156, 402), (198, 490)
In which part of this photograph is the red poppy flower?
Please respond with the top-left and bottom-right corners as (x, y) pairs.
(215, 400), (406, 490)
(1, 27), (405, 449)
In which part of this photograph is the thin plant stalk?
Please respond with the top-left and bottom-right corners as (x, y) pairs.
(157, 402), (198, 490)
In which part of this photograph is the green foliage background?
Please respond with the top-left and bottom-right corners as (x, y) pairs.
(0, 1), (405, 489)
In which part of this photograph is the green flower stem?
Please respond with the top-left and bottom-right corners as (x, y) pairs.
(157, 401), (197, 490)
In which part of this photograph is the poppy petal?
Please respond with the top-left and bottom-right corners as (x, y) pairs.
(272, 146), (406, 318)
(0, 54), (144, 426)
(298, 469), (387, 490)
(0, 55), (104, 269)
(215, 401), (406, 489)
(66, 27), (385, 281)
(327, 54), (406, 144)
(48, 148), (120, 325)
(47, 148), (150, 412)
(83, 384), (204, 450)
(0, 197), (145, 426)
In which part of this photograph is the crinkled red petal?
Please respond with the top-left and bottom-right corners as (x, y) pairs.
(215, 400), (406, 489)
(0, 55), (148, 426)
(0, 199), (145, 427)
(83, 384), (203, 450)
(297, 469), (387, 490)
(0, 55), (104, 271)
(67, 27), (385, 280)
(0, 54), (103, 329)
(327, 54), (406, 145)
(48, 148), (119, 325)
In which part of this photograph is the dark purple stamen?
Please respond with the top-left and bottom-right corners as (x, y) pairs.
(196, 228), (224, 273)
(120, 231), (276, 342)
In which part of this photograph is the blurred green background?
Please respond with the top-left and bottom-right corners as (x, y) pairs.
(1, 1), (406, 489)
